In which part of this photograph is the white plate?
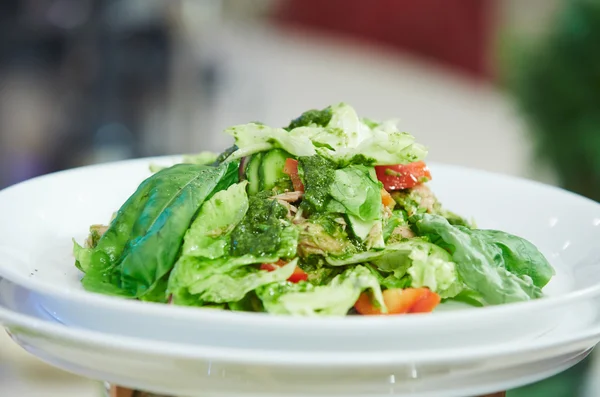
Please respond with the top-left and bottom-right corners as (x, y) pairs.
(1, 157), (600, 352)
(0, 278), (597, 397)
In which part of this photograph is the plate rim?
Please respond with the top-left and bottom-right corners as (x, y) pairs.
(1, 156), (600, 331)
(13, 334), (594, 397)
(11, 326), (594, 397)
(1, 277), (600, 367)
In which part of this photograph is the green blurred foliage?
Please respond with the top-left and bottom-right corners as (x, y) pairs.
(503, 0), (599, 395)
(508, 356), (591, 397)
(507, 0), (600, 200)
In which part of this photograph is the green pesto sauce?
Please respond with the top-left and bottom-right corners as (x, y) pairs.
(300, 259), (344, 285)
(336, 154), (377, 168)
(309, 213), (343, 236)
(298, 155), (336, 213)
(229, 192), (288, 257)
(285, 107), (333, 131)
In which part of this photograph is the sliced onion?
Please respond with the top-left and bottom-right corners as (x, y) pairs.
(239, 156), (249, 181)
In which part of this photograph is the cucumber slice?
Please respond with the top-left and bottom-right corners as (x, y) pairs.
(259, 149), (290, 191)
(246, 153), (263, 195)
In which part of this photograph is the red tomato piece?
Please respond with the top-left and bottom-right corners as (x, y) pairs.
(260, 259), (307, 283)
(354, 292), (383, 315)
(375, 161), (432, 191)
(354, 288), (441, 315)
(409, 289), (442, 313)
(282, 158), (304, 192)
(288, 266), (308, 283)
(382, 288), (422, 314)
(259, 263), (279, 272)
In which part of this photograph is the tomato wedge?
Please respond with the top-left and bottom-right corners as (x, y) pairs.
(288, 267), (309, 283)
(409, 289), (442, 313)
(353, 292), (383, 315)
(283, 158), (304, 192)
(354, 288), (441, 315)
(375, 161), (431, 191)
(260, 259), (308, 283)
(259, 263), (279, 272)
(381, 289), (422, 314)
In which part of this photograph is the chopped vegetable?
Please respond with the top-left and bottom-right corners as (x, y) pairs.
(257, 265), (385, 316)
(354, 288), (441, 315)
(260, 260), (308, 283)
(283, 158), (304, 192)
(380, 188), (395, 209)
(375, 161), (431, 191)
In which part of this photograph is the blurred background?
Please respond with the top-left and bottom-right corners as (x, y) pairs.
(1, 0), (599, 396)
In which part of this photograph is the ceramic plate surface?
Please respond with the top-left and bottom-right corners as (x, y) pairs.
(0, 278), (598, 397)
(1, 157), (600, 351)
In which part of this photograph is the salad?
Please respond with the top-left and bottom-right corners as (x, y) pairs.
(73, 103), (555, 316)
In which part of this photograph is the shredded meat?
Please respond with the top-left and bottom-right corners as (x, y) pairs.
(272, 191), (303, 203)
(392, 225), (415, 239)
(412, 184), (437, 213)
(276, 199), (298, 219)
(298, 222), (348, 257)
(292, 208), (306, 224)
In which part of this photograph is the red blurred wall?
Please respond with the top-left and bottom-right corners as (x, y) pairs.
(274, 0), (495, 80)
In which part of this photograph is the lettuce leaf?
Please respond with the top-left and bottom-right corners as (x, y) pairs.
(182, 181), (249, 259)
(325, 239), (463, 298)
(365, 264), (412, 290)
(226, 123), (316, 160)
(412, 214), (544, 304)
(256, 265), (385, 316)
(325, 164), (385, 248)
(476, 230), (555, 288)
(314, 103), (427, 165)
(346, 215), (384, 249)
(169, 189), (300, 305)
(406, 241), (464, 299)
(188, 260), (297, 304)
(330, 165), (382, 221)
(226, 103), (427, 166)
(168, 256), (296, 305)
